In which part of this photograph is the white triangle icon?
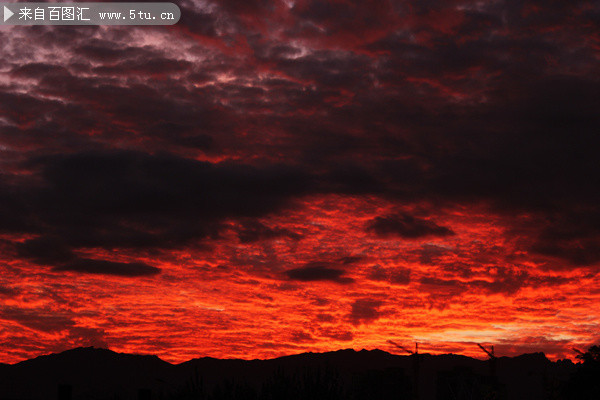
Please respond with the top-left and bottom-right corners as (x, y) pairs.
(4, 6), (14, 22)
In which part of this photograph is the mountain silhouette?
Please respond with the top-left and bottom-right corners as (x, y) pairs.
(0, 347), (578, 400)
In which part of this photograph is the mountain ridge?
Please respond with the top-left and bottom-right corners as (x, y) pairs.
(0, 346), (577, 400)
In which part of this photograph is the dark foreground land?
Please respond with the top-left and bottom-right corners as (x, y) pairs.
(0, 346), (598, 400)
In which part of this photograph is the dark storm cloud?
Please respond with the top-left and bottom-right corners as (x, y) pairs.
(0, 306), (108, 349)
(4, 39), (233, 156)
(213, 0), (272, 15)
(289, 0), (399, 40)
(33, 152), (308, 227)
(418, 244), (453, 266)
(0, 91), (61, 126)
(55, 259), (160, 277)
(320, 328), (354, 341)
(16, 236), (160, 277)
(472, 271), (570, 295)
(74, 39), (161, 62)
(64, 326), (109, 349)
(176, 5), (221, 38)
(0, 286), (19, 298)
(347, 74), (600, 267)
(16, 236), (75, 265)
(285, 262), (354, 284)
(533, 240), (600, 268)
(2, 0), (599, 273)
(367, 265), (411, 285)
(366, 214), (454, 239)
(0, 307), (75, 333)
(273, 50), (374, 89)
(0, 187), (32, 233)
(289, 330), (317, 344)
(348, 299), (383, 326)
(92, 57), (194, 76)
(237, 220), (302, 243)
(167, 131), (214, 151)
(27, 151), (309, 240)
(529, 211), (600, 267)
(10, 63), (70, 79)
(2, 151), (316, 274)
(419, 268), (570, 296)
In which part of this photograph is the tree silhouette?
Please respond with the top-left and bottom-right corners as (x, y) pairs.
(562, 345), (600, 399)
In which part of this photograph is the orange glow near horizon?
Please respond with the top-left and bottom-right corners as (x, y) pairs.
(1, 195), (597, 365)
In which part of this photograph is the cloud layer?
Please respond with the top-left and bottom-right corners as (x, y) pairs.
(0, 0), (599, 363)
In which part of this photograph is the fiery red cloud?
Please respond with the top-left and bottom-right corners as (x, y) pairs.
(0, 0), (599, 364)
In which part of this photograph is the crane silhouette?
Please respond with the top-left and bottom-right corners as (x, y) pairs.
(388, 340), (421, 400)
(572, 347), (585, 358)
(476, 343), (497, 381)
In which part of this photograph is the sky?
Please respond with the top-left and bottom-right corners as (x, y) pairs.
(0, 0), (599, 364)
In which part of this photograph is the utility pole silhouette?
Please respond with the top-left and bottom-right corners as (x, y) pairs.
(388, 340), (421, 400)
(477, 343), (497, 381)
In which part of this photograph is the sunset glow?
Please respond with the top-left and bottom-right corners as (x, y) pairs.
(1, 0), (599, 365)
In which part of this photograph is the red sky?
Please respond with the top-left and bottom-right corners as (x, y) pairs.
(1, 0), (599, 364)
